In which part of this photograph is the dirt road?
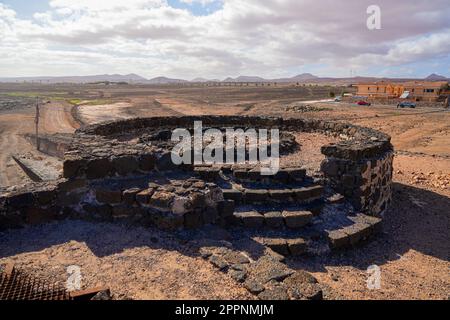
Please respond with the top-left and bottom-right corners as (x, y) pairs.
(0, 112), (34, 187)
(0, 101), (78, 187)
(39, 101), (80, 134)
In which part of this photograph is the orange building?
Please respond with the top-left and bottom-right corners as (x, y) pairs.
(355, 81), (448, 102)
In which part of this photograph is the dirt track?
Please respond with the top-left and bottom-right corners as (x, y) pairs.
(0, 112), (33, 186)
(0, 101), (78, 187)
(40, 101), (80, 134)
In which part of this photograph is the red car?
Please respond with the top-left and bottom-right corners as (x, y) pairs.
(357, 101), (371, 106)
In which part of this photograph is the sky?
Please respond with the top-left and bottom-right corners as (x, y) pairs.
(0, 0), (449, 79)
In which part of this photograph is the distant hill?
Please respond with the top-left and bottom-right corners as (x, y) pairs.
(146, 76), (188, 84)
(223, 76), (268, 82)
(0, 73), (148, 84)
(0, 72), (448, 85)
(191, 77), (222, 83)
(191, 77), (210, 82)
(425, 73), (448, 81)
(290, 73), (319, 81)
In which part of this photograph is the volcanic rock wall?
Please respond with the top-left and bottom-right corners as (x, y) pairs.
(1, 115), (394, 230)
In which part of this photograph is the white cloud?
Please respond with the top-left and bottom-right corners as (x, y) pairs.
(49, 0), (165, 11)
(0, 0), (449, 78)
(179, 0), (219, 5)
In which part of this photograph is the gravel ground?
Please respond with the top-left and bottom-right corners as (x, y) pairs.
(0, 221), (252, 300)
(0, 87), (449, 300)
(288, 178), (450, 300)
(280, 132), (339, 175)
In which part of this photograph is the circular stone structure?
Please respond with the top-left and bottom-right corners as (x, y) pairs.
(1, 116), (393, 253)
(72, 115), (393, 215)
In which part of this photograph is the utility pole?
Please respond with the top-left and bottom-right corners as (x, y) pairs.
(35, 97), (40, 151)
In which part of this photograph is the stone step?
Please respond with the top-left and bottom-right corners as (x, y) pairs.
(232, 167), (306, 184)
(326, 213), (382, 250)
(263, 238), (308, 256)
(222, 185), (324, 205)
(231, 207), (315, 230)
(251, 212), (382, 257)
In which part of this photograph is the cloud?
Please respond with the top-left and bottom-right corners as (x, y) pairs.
(0, 0), (449, 78)
(179, 0), (219, 5)
(48, 0), (165, 11)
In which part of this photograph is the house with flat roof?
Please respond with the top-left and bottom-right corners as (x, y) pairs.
(355, 81), (448, 102)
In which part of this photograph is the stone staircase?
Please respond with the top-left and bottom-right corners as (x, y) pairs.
(208, 165), (382, 257)
(222, 185), (324, 206)
(247, 208), (381, 256)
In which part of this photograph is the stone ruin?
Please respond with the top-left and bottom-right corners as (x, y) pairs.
(0, 115), (394, 300)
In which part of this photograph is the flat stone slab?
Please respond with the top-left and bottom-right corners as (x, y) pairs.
(249, 256), (294, 284)
(283, 271), (323, 300)
(258, 284), (289, 300)
(194, 167), (221, 181)
(217, 200), (235, 218)
(282, 210), (313, 229)
(268, 189), (295, 202)
(222, 189), (243, 203)
(136, 188), (154, 205)
(222, 250), (250, 265)
(244, 189), (269, 203)
(209, 254), (229, 271)
(96, 189), (122, 204)
(343, 223), (372, 245)
(349, 213), (382, 234)
(293, 185), (324, 202)
(244, 280), (265, 294)
(320, 214), (380, 247)
(229, 269), (247, 283)
(122, 188), (141, 205)
(263, 211), (284, 228)
(287, 238), (307, 256)
(264, 238), (289, 256)
(327, 230), (350, 249)
(233, 169), (250, 181)
(234, 211), (264, 228)
(284, 168), (306, 181)
(13, 154), (62, 182)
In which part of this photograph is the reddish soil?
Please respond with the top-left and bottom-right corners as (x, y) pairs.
(0, 85), (448, 300)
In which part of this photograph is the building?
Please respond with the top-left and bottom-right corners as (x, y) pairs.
(355, 81), (448, 102)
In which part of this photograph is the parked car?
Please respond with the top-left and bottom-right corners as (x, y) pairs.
(397, 102), (416, 108)
(334, 96), (342, 102)
(357, 101), (371, 106)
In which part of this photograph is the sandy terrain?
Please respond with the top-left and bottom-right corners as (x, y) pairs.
(290, 173), (450, 300)
(40, 101), (80, 134)
(0, 221), (252, 300)
(0, 112), (33, 187)
(77, 102), (135, 124)
(0, 100), (78, 187)
(280, 132), (340, 175)
(0, 84), (448, 300)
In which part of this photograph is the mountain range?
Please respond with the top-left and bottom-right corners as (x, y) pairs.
(0, 73), (148, 84)
(0, 73), (447, 84)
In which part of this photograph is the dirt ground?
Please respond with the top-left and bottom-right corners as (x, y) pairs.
(0, 221), (252, 300)
(0, 84), (448, 300)
(0, 99), (79, 187)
